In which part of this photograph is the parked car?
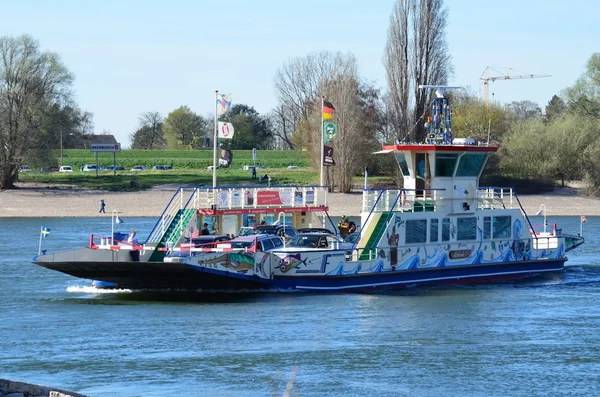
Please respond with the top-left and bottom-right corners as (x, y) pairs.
(81, 164), (97, 172)
(248, 225), (298, 241)
(105, 165), (125, 171)
(59, 166), (73, 173)
(227, 234), (284, 252)
(238, 226), (254, 236)
(207, 165), (219, 170)
(152, 165), (172, 171)
(297, 227), (335, 235)
(130, 165), (148, 172)
(287, 165), (299, 169)
(286, 233), (344, 249)
(19, 165), (32, 173)
(163, 235), (232, 263)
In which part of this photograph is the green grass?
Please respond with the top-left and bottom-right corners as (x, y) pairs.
(19, 149), (397, 191)
(51, 149), (312, 171)
(19, 167), (320, 191)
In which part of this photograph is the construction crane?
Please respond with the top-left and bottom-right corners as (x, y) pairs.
(480, 66), (551, 106)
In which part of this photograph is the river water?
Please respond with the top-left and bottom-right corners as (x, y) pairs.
(1, 216), (599, 396)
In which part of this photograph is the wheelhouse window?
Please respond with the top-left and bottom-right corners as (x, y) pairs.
(442, 218), (451, 241)
(435, 153), (459, 177)
(483, 216), (491, 240)
(457, 217), (477, 240)
(430, 219), (439, 243)
(405, 219), (427, 244)
(493, 216), (511, 238)
(456, 154), (488, 177)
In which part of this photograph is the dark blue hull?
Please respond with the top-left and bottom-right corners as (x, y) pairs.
(183, 258), (567, 292)
(270, 258), (567, 292)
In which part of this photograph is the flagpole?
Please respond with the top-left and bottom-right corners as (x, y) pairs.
(320, 96), (324, 187)
(38, 226), (43, 255)
(213, 90), (219, 188)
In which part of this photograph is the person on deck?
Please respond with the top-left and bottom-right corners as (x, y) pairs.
(338, 215), (350, 238)
(128, 230), (140, 261)
(201, 223), (210, 235)
(348, 220), (357, 235)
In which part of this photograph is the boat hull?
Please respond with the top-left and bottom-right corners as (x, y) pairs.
(32, 248), (270, 290)
(271, 258), (567, 292)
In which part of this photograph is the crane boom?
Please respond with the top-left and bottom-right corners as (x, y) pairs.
(480, 66), (551, 106)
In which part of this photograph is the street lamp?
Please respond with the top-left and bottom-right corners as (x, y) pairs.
(535, 204), (547, 233)
(111, 210), (124, 245)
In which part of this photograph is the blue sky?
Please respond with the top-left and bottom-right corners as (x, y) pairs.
(2, 0), (597, 147)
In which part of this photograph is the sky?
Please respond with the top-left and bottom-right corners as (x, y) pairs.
(2, 0), (598, 147)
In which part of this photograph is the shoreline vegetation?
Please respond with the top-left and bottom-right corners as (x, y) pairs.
(1, 182), (598, 218)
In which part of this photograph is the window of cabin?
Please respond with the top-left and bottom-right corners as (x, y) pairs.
(456, 154), (488, 177)
(435, 153), (459, 177)
(483, 216), (491, 240)
(394, 153), (410, 176)
(405, 219), (427, 244)
(457, 217), (477, 240)
(493, 216), (511, 238)
(442, 218), (451, 241)
(430, 219), (439, 243)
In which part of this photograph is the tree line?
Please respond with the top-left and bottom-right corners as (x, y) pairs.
(2, 0), (600, 193)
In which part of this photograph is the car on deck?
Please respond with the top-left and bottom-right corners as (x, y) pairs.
(247, 225), (298, 241)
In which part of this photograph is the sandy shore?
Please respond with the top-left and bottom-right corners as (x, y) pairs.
(0, 183), (597, 218)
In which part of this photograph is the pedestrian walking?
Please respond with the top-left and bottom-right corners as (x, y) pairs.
(99, 199), (106, 213)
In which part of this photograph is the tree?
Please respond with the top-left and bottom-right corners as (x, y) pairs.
(34, 104), (94, 166)
(505, 100), (542, 123)
(221, 104), (273, 150)
(273, 51), (358, 149)
(320, 79), (382, 192)
(499, 115), (596, 186)
(130, 111), (166, 149)
(450, 89), (510, 145)
(564, 53), (600, 117)
(162, 106), (209, 150)
(544, 95), (566, 122)
(0, 35), (74, 189)
(384, 0), (453, 143)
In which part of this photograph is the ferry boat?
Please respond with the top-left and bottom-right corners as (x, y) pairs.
(32, 86), (584, 291)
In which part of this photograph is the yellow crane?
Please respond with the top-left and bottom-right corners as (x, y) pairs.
(480, 66), (551, 106)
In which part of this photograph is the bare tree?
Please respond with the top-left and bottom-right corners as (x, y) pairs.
(273, 51), (357, 148)
(130, 111), (166, 149)
(384, 0), (452, 143)
(384, 0), (411, 143)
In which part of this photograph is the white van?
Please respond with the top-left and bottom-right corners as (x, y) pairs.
(81, 164), (97, 172)
(59, 166), (73, 173)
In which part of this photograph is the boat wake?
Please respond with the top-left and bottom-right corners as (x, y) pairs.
(66, 285), (133, 294)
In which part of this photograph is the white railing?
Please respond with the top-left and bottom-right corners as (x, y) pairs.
(195, 186), (328, 211)
(476, 187), (515, 210)
(362, 189), (444, 213)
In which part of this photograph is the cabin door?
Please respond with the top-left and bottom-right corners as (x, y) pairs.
(415, 153), (430, 196)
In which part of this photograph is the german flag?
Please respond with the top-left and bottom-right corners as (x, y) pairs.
(323, 101), (335, 120)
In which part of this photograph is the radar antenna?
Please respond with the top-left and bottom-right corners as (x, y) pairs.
(419, 85), (462, 145)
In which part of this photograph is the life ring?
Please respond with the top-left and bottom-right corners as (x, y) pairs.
(400, 190), (407, 206)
